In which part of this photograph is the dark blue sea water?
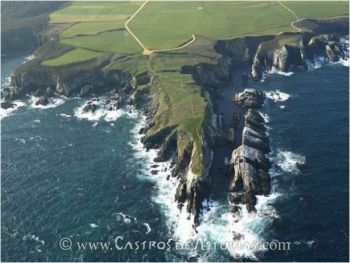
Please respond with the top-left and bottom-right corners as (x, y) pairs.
(1, 54), (349, 261)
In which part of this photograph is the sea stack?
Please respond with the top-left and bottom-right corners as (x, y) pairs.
(229, 89), (270, 212)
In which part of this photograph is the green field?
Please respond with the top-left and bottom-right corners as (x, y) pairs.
(129, 1), (297, 49)
(282, 1), (349, 19)
(43, 1), (349, 65)
(60, 30), (141, 54)
(49, 1), (142, 23)
(61, 21), (124, 38)
(42, 48), (104, 66)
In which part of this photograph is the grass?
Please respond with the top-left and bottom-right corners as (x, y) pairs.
(49, 1), (142, 23)
(60, 30), (142, 54)
(61, 21), (124, 38)
(108, 55), (149, 75)
(42, 48), (105, 66)
(128, 1), (296, 49)
(39, 0), (349, 176)
(150, 72), (206, 175)
(281, 1), (349, 19)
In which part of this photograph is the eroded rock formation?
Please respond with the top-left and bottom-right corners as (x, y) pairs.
(229, 89), (270, 212)
(251, 33), (349, 80)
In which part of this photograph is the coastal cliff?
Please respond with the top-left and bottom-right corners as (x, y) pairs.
(2, 16), (349, 225)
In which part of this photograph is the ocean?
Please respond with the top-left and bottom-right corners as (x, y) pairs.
(1, 53), (348, 261)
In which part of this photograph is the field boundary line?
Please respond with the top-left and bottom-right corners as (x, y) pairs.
(153, 35), (196, 53)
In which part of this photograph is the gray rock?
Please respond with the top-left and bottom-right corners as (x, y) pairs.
(82, 103), (97, 113)
(35, 95), (49, 106)
(1, 101), (15, 109)
(233, 89), (265, 108)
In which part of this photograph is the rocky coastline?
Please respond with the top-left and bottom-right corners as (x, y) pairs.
(1, 16), (349, 226)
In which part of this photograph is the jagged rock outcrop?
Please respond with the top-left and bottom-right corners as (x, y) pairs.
(82, 102), (98, 113)
(251, 35), (309, 80)
(251, 33), (348, 80)
(233, 88), (265, 108)
(229, 90), (270, 212)
(2, 59), (133, 101)
(308, 34), (347, 62)
(1, 101), (15, 109)
(35, 95), (49, 106)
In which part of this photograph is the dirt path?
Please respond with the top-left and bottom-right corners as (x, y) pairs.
(124, 0), (152, 55)
(125, 0), (197, 55)
(152, 34), (196, 53)
(276, 0), (303, 32)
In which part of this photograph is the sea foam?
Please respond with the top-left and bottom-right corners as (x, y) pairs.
(74, 99), (137, 122)
(267, 67), (294, 77)
(0, 100), (26, 119)
(274, 150), (306, 174)
(29, 96), (65, 109)
(265, 90), (290, 102)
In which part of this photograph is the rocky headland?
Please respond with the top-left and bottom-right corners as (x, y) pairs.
(1, 15), (348, 225)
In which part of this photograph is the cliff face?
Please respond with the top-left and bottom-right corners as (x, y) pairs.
(2, 57), (135, 106)
(173, 93), (218, 225)
(251, 33), (349, 80)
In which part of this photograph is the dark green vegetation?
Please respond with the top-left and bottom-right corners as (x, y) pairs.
(1, 1), (66, 54)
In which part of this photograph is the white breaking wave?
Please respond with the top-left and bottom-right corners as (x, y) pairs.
(306, 56), (326, 71)
(265, 90), (290, 102)
(23, 54), (35, 63)
(113, 212), (137, 225)
(267, 67), (294, 77)
(74, 99), (137, 122)
(275, 150), (306, 174)
(59, 113), (71, 118)
(258, 111), (270, 123)
(0, 100), (26, 119)
(338, 37), (350, 67)
(29, 96), (65, 109)
(306, 37), (349, 70)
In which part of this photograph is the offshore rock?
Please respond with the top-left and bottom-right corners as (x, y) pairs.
(82, 102), (98, 113)
(35, 95), (49, 106)
(1, 101), (15, 109)
(233, 89), (265, 108)
(229, 108), (270, 212)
